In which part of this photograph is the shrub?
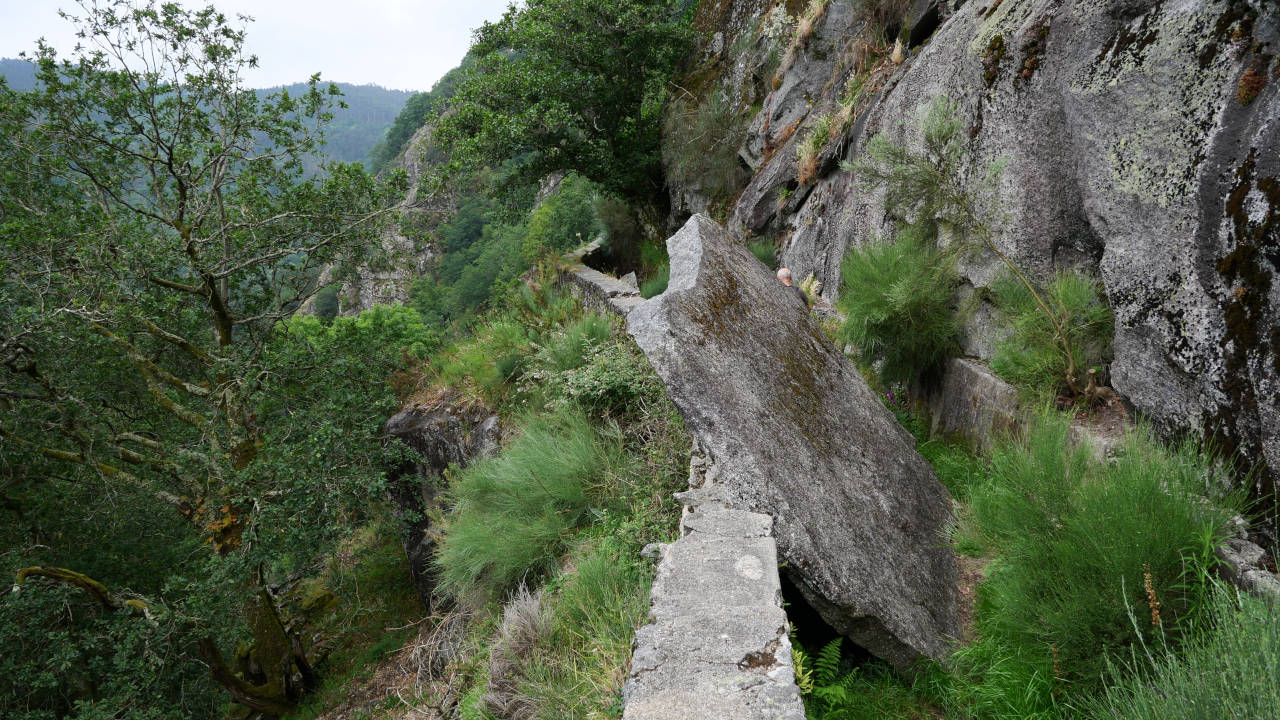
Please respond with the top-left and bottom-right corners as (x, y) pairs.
(990, 269), (1113, 402)
(953, 413), (1240, 714)
(836, 222), (960, 385)
(661, 91), (750, 202)
(1085, 586), (1280, 720)
(433, 412), (620, 606)
(534, 340), (666, 418)
(520, 174), (602, 262)
(848, 96), (1104, 401)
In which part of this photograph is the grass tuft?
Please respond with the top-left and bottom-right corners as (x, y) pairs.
(434, 411), (620, 607)
(989, 269), (1113, 402)
(836, 221), (960, 386)
(953, 413), (1241, 713)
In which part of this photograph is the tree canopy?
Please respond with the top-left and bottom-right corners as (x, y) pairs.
(435, 0), (692, 200)
(0, 1), (411, 715)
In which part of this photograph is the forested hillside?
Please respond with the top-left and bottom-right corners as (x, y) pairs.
(3, 1), (1278, 720)
(1, 57), (410, 168)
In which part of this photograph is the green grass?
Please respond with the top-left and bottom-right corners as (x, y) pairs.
(1085, 585), (1280, 720)
(952, 413), (1241, 716)
(750, 239), (779, 269)
(538, 312), (613, 371)
(511, 536), (652, 719)
(434, 411), (621, 607)
(989, 269), (1113, 402)
(640, 264), (669, 298)
(893, 407), (985, 502)
(837, 222), (960, 386)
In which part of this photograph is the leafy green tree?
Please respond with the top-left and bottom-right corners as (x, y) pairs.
(435, 0), (692, 200)
(0, 1), (406, 715)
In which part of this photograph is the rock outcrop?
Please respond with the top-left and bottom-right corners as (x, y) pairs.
(384, 398), (500, 609)
(671, 0), (1280, 516)
(628, 214), (959, 669)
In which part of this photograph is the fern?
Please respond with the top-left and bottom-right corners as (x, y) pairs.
(814, 637), (844, 684)
(793, 644), (815, 695)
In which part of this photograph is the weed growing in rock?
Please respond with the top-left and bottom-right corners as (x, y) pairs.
(847, 97), (1102, 402)
(797, 111), (838, 184)
(836, 221), (961, 386)
(990, 269), (1113, 403)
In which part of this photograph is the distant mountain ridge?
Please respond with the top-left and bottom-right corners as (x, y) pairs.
(1, 58), (410, 167)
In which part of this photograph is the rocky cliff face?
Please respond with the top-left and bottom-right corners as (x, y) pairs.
(320, 122), (453, 317)
(670, 0), (1279, 506)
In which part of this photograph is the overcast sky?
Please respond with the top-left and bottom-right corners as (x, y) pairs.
(0, 0), (514, 91)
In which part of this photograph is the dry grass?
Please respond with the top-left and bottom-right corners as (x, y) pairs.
(796, 0), (830, 48)
(483, 585), (551, 720)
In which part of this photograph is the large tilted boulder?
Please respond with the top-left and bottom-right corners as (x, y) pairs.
(627, 214), (959, 669)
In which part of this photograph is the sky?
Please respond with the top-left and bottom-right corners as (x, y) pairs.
(0, 0), (515, 91)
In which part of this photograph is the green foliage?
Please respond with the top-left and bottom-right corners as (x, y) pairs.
(436, 0), (692, 198)
(990, 269), (1114, 401)
(313, 284), (341, 322)
(0, 3), (406, 714)
(849, 96), (1101, 399)
(537, 313), (614, 372)
(640, 264), (670, 298)
(369, 55), (475, 174)
(795, 639), (943, 720)
(434, 411), (621, 606)
(749, 239), (778, 269)
(893, 407), (985, 501)
(521, 174), (603, 261)
(1085, 586), (1280, 720)
(953, 413), (1240, 715)
(836, 222), (960, 385)
(532, 336), (668, 418)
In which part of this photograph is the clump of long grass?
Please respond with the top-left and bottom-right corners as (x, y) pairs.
(535, 312), (612, 372)
(640, 264), (669, 298)
(953, 413), (1241, 715)
(989, 269), (1113, 402)
(796, 111), (837, 184)
(1085, 585), (1280, 720)
(837, 221), (960, 386)
(433, 411), (620, 607)
(481, 537), (651, 720)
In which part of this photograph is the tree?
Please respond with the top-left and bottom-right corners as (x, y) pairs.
(435, 0), (691, 201)
(0, 1), (406, 715)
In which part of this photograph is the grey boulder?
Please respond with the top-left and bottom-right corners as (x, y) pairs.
(627, 214), (960, 669)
